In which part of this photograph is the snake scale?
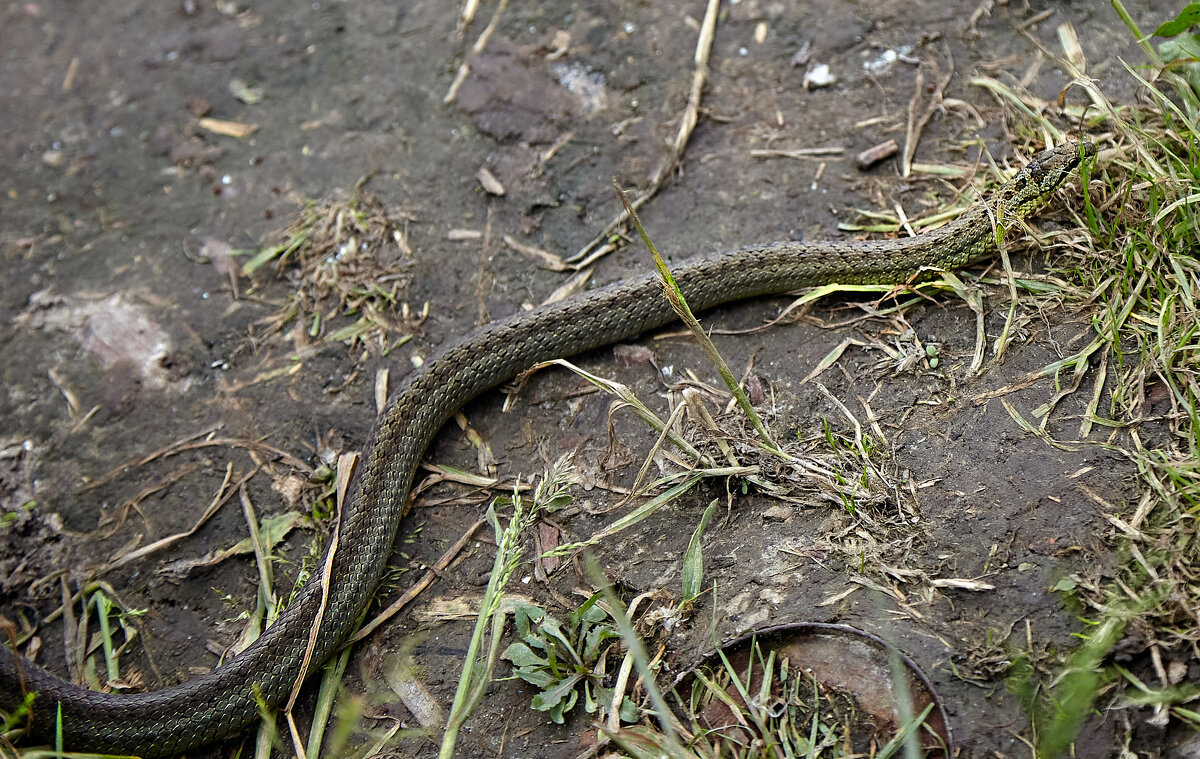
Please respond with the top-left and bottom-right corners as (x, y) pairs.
(0, 141), (1092, 756)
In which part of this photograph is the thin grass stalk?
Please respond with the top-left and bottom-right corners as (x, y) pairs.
(613, 182), (784, 458)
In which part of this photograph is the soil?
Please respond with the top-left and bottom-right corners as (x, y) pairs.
(0, 1), (1187, 758)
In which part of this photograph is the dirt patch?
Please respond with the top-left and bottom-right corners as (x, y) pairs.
(0, 1), (1185, 758)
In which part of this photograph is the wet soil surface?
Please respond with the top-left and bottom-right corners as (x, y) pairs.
(0, 1), (1188, 757)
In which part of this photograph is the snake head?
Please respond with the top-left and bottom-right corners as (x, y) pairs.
(1024, 140), (1097, 196)
(1003, 140), (1095, 217)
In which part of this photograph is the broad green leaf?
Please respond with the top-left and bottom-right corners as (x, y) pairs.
(1153, 4), (1200, 37)
(541, 493), (573, 512)
(539, 616), (582, 665)
(568, 591), (604, 630)
(1159, 35), (1200, 63)
(511, 665), (555, 690)
(531, 673), (584, 714)
(583, 680), (600, 714)
(501, 641), (547, 669)
(581, 603), (608, 624)
(583, 625), (620, 662)
(548, 687), (579, 724)
(682, 499), (719, 602)
(618, 695), (638, 723)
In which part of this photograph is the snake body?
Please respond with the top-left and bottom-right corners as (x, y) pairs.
(0, 141), (1091, 756)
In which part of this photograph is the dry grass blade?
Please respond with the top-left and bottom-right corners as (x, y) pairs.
(279, 451), (358, 759)
(901, 53), (953, 178)
(1000, 400), (1079, 452)
(535, 358), (707, 463)
(439, 458), (577, 759)
(542, 469), (716, 556)
(100, 463), (246, 572)
(444, 0), (508, 104)
(351, 517), (487, 644)
(83, 432), (308, 492)
(964, 8), (1200, 752)
(237, 485), (277, 648)
(246, 185), (420, 355)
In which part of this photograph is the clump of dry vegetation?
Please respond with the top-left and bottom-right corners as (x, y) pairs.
(243, 182), (423, 356)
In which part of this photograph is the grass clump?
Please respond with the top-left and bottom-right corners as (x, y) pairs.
(243, 180), (421, 355)
(969, 3), (1200, 754)
(610, 635), (937, 759)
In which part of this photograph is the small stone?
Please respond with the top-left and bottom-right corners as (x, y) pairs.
(186, 96), (212, 116)
(803, 63), (836, 90)
(476, 166), (506, 196)
(789, 40), (812, 67)
(762, 504), (792, 522)
(41, 149), (64, 167)
(746, 374), (765, 405)
(1168, 659), (1188, 684)
(229, 78), (264, 104)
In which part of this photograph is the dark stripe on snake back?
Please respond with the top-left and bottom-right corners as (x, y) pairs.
(0, 140), (1093, 756)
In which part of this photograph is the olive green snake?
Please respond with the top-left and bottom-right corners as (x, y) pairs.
(0, 141), (1092, 756)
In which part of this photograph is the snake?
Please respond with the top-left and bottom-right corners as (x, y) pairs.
(0, 140), (1092, 756)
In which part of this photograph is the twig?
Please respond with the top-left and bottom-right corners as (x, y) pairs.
(240, 483), (277, 630)
(83, 431), (308, 492)
(901, 52), (954, 178)
(59, 578), (79, 685)
(350, 516), (488, 643)
(282, 452), (358, 758)
(81, 425), (220, 489)
(750, 146), (845, 161)
(456, 0), (480, 36)
(444, 0), (510, 104)
(567, 0), (721, 264)
(93, 460), (204, 540)
(101, 463), (245, 572)
(535, 358), (708, 463)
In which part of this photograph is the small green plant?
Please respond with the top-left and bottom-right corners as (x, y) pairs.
(503, 596), (637, 725)
(438, 455), (577, 759)
(1004, 607), (1129, 759)
(977, 3), (1200, 753)
(680, 500), (718, 607)
(686, 646), (855, 758)
(0, 501), (36, 531)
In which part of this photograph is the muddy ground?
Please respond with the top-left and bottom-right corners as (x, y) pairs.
(0, 1), (1189, 757)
